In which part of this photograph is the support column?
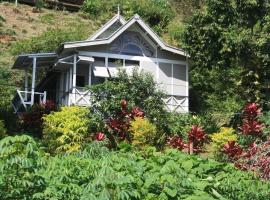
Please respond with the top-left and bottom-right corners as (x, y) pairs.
(24, 69), (28, 101)
(65, 71), (69, 105)
(186, 62), (189, 112)
(88, 64), (92, 86)
(68, 66), (72, 106)
(31, 57), (37, 105)
(72, 54), (77, 105)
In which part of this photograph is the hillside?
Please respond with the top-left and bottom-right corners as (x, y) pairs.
(0, 2), (101, 68)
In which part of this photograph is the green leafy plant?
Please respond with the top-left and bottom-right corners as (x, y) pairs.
(89, 69), (168, 135)
(42, 106), (90, 153)
(0, 120), (7, 139)
(0, 135), (45, 199)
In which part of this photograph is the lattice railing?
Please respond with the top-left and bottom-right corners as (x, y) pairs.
(164, 95), (188, 112)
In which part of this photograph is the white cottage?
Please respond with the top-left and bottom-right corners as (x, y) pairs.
(12, 13), (189, 113)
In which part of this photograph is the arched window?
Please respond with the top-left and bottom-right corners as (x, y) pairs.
(109, 31), (154, 57)
(120, 43), (144, 56)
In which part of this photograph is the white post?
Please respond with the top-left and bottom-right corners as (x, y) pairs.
(31, 57), (37, 105)
(65, 71), (69, 105)
(43, 91), (47, 104)
(88, 64), (92, 86)
(171, 63), (174, 111)
(59, 72), (64, 104)
(72, 54), (77, 105)
(24, 69), (28, 101)
(186, 62), (189, 112)
(15, 0), (18, 7)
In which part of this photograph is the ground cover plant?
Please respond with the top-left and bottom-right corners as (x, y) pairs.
(0, 135), (269, 200)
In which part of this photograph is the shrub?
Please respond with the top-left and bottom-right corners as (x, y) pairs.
(0, 120), (7, 139)
(211, 127), (237, 159)
(0, 135), (45, 199)
(21, 100), (56, 138)
(42, 106), (90, 153)
(129, 117), (157, 147)
(167, 113), (203, 140)
(89, 69), (168, 134)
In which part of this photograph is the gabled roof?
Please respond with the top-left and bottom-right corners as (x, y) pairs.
(61, 14), (187, 57)
(87, 14), (126, 41)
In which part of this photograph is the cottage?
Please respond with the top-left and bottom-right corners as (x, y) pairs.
(12, 13), (189, 113)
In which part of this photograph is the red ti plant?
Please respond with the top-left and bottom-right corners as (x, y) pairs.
(107, 99), (144, 142)
(239, 103), (263, 137)
(93, 132), (105, 141)
(188, 125), (206, 154)
(223, 141), (243, 160)
(243, 103), (262, 120)
(241, 120), (263, 136)
(167, 135), (187, 151)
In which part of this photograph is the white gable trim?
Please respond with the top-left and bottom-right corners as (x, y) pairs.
(88, 14), (126, 41)
(63, 14), (187, 57)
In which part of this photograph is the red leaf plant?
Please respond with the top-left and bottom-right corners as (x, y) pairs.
(239, 103), (263, 136)
(235, 141), (270, 180)
(107, 99), (144, 141)
(167, 135), (187, 151)
(188, 125), (206, 154)
(243, 103), (262, 120)
(223, 141), (243, 160)
(240, 120), (263, 136)
(93, 132), (105, 141)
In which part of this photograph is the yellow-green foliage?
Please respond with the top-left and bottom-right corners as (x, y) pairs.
(211, 127), (237, 151)
(43, 106), (89, 153)
(129, 117), (157, 147)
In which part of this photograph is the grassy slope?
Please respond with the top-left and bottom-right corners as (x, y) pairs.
(0, 2), (102, 84)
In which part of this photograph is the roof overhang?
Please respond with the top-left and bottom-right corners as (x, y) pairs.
(13, 53), (58, 70)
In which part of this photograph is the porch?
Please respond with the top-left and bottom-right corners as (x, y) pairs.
(12, 52), (188, 113)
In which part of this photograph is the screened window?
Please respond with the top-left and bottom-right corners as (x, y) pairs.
(76, 76), (85, 87)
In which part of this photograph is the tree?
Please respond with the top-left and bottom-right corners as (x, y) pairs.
(183, 0), (270, 113)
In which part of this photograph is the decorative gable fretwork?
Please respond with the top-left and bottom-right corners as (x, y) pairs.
(108, 31), (154, 57)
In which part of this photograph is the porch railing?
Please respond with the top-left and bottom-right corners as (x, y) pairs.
(12, 90), (47, 113)
(164, 95), (188, 112)
(73, 87), (91, 106)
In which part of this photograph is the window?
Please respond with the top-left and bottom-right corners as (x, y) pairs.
(76, 76), (85, 87)
(121, 44), (143, 56)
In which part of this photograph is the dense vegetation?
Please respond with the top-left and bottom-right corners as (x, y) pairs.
(0, 135), (269, 200)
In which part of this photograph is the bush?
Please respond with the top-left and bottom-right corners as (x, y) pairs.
(0, 120), (7, 139)
(0, 135), (45, 199)
(89, 69), (168, 134)
(167, 113), (203, 140)
(129, 117), (157, 147)
(210, 127), (237, 159)
(21, 100), (57, 138)
(42, 106), (90, 153)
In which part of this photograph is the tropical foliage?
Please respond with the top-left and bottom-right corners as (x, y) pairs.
(129, 117), (157, 147)
(42, 106), (90, 153)
(183, 0), (270, 114)
(0, 135), (269, 200)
